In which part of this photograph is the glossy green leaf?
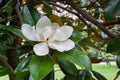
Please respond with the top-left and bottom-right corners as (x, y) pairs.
(58, 59), (78, 76)
(71, 31), (84, 42)
(0, 66), (11, 77)
(80, 0), (90, 7)
(3, 0), (16, 13)
(0, 29), (13, 44)
(54, 49), (92, 70)
(0, 24), (26, 39)
(107, 38), (120, 53)
(17, 44), (32, 56)
(104, 0), (120, 21)
(78, 69), (92, 80)
(14, 57), (31, 78)
(29, 55), (54, 80)
(92, 70), (107, 80)
(116, 54), (120, 69)
(23, 5), (41, 26)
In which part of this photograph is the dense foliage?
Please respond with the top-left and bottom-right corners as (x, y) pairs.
(0, 0), (120, 80)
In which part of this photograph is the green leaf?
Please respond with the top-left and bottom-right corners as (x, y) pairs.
(0, 66), (11, 77)
(17, 44), (32, 56)
(29, 55), (54, 80)
(92, 70), (107, 80)
(23, 5), (41, 26)
(107, 38), (120, 53)
(0, 24), (26, 39)
(80, 38), (96, 48)
(3, 0), (16, 13)
(54, 49), (92, 70)
(14, 57), (31, 78)
(80, 0), (90, 7)
(58, 59), (78, 76)
(116, 54), (120, 69)
(0, 43), (11, 51)
(104, 0), (120, 21)
(78, 69), (92, 80)
(71, 31), (84, 42)
(0, 29), (13, 44)
(94, 8), (103, 19)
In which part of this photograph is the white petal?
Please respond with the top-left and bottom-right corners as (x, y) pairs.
(32, 28), (41, 41)
(22, 24), (35, 41)
(36, 16), (51, 32)
(50, 26), (73, 41)
(51, 23), (59, 30)
(48, 39), (75, 52)
(40, 27), (53, 40)
(33, 43), (49, 56)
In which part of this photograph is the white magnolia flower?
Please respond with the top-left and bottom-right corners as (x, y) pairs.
(22, 16), (75, 56)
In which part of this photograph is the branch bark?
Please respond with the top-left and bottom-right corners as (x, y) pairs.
(102, 19), (120, 26)
(65, 0), (116, 39)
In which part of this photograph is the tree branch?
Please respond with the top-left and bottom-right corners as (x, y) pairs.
(65, 0), (116, 39)
(102, 19), (120, 26)
(44, 1), (103, 39)
(15, 0), (23, 26)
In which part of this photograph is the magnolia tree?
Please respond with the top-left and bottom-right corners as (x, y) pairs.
(0, 0), (120, 80)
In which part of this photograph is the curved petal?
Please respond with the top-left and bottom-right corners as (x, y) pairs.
(51, 23), (59, 30)
(48, 39), (75, 52)
(33, 43), (49, 56)
(36, 16), (51, 32)
(32, 28), (41, 41)
(22, 24), (35, 41)
(50, 26), (73, 41)
(40, 27), (53, 41)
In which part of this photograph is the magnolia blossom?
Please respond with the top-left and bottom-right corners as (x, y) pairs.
(22, 16), (75, 56)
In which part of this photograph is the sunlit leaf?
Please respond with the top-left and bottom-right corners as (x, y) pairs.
(54, 49), (92, 70)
